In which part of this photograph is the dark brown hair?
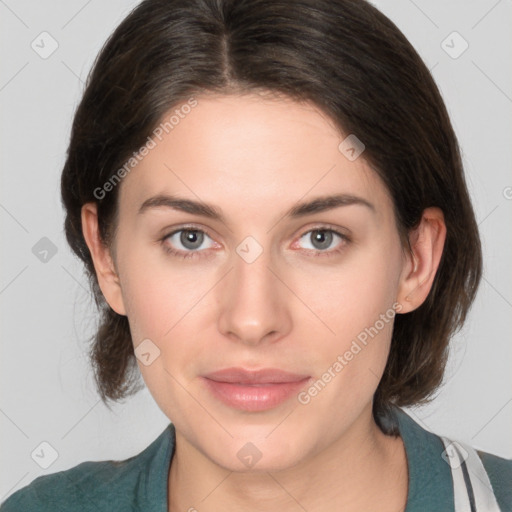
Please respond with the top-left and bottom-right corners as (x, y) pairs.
(61, 0), (482, 431)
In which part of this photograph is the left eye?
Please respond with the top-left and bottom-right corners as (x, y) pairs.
(297, 229), (345, 252)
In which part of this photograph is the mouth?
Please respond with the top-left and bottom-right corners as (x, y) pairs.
(201, 367), (312, 412)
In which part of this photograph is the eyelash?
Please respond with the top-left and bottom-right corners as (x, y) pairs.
(159, 225), (351, 260)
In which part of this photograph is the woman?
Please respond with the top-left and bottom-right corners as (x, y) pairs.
(2, 0), (510, 510)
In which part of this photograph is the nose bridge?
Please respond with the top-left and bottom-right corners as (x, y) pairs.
(217, 238), (290, 345)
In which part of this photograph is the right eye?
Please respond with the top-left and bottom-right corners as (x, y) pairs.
(161, 227), (217, 259)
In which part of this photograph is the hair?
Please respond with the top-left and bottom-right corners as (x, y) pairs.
(61, 0), (482, 433)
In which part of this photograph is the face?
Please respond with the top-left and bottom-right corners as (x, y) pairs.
(99, 93), (411, 472)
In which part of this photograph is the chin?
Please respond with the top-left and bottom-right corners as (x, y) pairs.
(202, 431), (308, 474)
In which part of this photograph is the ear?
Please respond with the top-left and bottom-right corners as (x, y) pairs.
(81, 202), (126, 316)
(396, 207), (447, 314)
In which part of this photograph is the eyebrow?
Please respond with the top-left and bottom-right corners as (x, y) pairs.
(137, 193), (375, 222)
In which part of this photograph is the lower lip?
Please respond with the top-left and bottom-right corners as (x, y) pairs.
(202, 377), (311, 412)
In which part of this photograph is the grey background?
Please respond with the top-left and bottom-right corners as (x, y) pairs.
(1, 0), (511, 501)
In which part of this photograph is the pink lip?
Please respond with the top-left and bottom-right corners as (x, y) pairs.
(202, 367), (311, 412)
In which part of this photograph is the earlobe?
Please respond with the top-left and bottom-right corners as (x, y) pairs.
(81, 203), (127, 316)
(397, 207), (447, 314)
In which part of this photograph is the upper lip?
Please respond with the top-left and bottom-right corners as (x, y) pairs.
(203, 367), (310, 384)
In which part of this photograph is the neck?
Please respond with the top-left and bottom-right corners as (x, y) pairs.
(168, 404), (408, 512)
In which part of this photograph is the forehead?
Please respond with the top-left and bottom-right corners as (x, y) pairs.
(117, 93), (390, 221)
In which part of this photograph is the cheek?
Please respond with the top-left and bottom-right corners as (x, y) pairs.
(291, 238), (402, 397)
(119, 247), (210, 339)
(118, 254), (213, 414)
(299, 242), (401, 340)
(118, 250), (218, 390)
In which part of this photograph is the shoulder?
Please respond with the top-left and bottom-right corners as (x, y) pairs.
(388, 406), (511, 510)
(437, 432), (512, 510)
(477, 448), (512, 510)
(0, 459), (138, 512)
(0, 423), (174, 512)
(0, 461), (117, 512)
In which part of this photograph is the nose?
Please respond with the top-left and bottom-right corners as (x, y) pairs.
(216, 242), (292, 347)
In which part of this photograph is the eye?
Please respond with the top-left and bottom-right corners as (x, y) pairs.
(161, 225), (350, 260)
(162, 228), (216, 258)
(296, 228), (348, 255)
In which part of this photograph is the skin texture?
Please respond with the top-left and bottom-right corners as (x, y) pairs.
(81, 93), (446, 512)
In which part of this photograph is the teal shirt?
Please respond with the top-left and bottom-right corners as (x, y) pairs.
(1, 407), (511, 511)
